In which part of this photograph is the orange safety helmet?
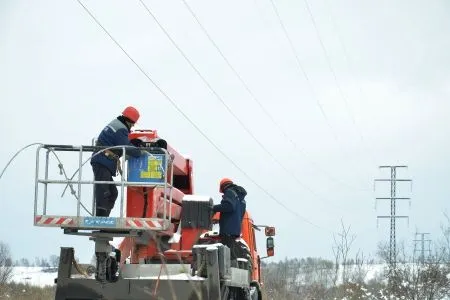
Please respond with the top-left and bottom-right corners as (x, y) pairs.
(122, 106), (140, 123)
(219, 178), (233, 193)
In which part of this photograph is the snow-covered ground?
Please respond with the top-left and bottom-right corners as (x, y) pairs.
(10, 267), (58, 287)
(9, 265), (204, 287)
(10, 264), (387, 288)
(8, 265), (450, 299)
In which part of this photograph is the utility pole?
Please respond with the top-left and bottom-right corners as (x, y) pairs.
(375, 165), (412, 278)
(413, 232), (431, 263)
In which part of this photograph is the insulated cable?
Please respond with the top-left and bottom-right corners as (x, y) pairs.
(0, 143), (92, 215)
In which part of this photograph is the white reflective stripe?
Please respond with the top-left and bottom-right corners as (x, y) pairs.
(36, 216), (73, 225)
(142, 222), (151, 229)
(38, 217), (58, 224)
(107, 125), (117, 133)
(126, 219), (162, 229)
(62, 218), (73, 225)
(149, 221), (163, 228)
(108, 118), (128, 133)
(49, 218), (60, 225)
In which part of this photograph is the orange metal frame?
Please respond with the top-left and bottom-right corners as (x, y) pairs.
(213, 211), (262, 284)
(121, 130), (203, 264)
(120, 129), (262, 285)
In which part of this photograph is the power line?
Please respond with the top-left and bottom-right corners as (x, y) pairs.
(137, 0), (350, 213)
(74, 0), (332, 232)
(181, 0), (369, 193)
(323, 0), (368, 117)
(323, 0), (377, 160)
(322, 0), (382, 166)
(301, 0), (377, 165)
(269, 0), (336, 141)
(269, 0), (374, 185)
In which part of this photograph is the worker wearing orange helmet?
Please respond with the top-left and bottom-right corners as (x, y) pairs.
(213, 178), (247, 259)
(91, 106), (143, 217)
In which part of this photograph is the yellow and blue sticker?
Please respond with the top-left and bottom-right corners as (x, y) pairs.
(128, 153), (166, 183)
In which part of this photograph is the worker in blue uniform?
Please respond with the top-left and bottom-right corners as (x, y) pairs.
(213, 178), (247, 260)
(91, 106), (143, 217)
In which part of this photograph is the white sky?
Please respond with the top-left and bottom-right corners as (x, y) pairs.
(1, 0), (450, 264)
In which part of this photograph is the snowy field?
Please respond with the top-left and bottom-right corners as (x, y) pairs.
(10, 267), (58, 287)
(10, 264), (388, 288)
(10, 264), (387, 287)
(8, 264), (450, 300)
(9, 265), (204, 287)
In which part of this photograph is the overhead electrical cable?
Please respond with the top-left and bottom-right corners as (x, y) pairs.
(181, 0), (370, 192)
(137, 0), (352, 213)
(321, 0), (379, 165)
(302, 0), (377, 165)
(269, 0), (374, 182)
(75, 0), (335, 232)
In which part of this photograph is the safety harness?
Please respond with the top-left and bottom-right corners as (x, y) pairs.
(95, 141), (123, 176)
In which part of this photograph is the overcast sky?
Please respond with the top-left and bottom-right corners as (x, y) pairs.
(1, 0), (450, 264)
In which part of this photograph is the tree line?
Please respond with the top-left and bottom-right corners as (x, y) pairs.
(0, 241), (60, 285)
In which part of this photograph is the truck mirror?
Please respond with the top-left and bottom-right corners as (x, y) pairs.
(266, 237), (274, 257)
(265, 227), (275, 236)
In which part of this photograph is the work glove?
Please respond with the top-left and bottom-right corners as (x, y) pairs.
(130, 138), (145, 147)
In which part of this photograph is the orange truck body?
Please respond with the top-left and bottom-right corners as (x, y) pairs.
(120, 130), (263, 287)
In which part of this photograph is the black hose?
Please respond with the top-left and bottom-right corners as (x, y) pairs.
(142, 187), (149, 218)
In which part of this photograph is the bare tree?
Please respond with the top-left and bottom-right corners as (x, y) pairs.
(333, 219), (356, 284)
(41, 258), (50, 268)
(0, 241), (13, 285)
(34, 256), (41, 267)
(49, 255), (60, 268)
(376, 240), (408, 264)
(350, 249), (369, 283)
(262, 261), (291, 300)
(375, 236), (450, 300)
(376, 241), (389, 263)
(332, 240), (340, 287)
(397, 240), (408, 264)
(20, 258), (30, 267)
(390, 249), (450, 299)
